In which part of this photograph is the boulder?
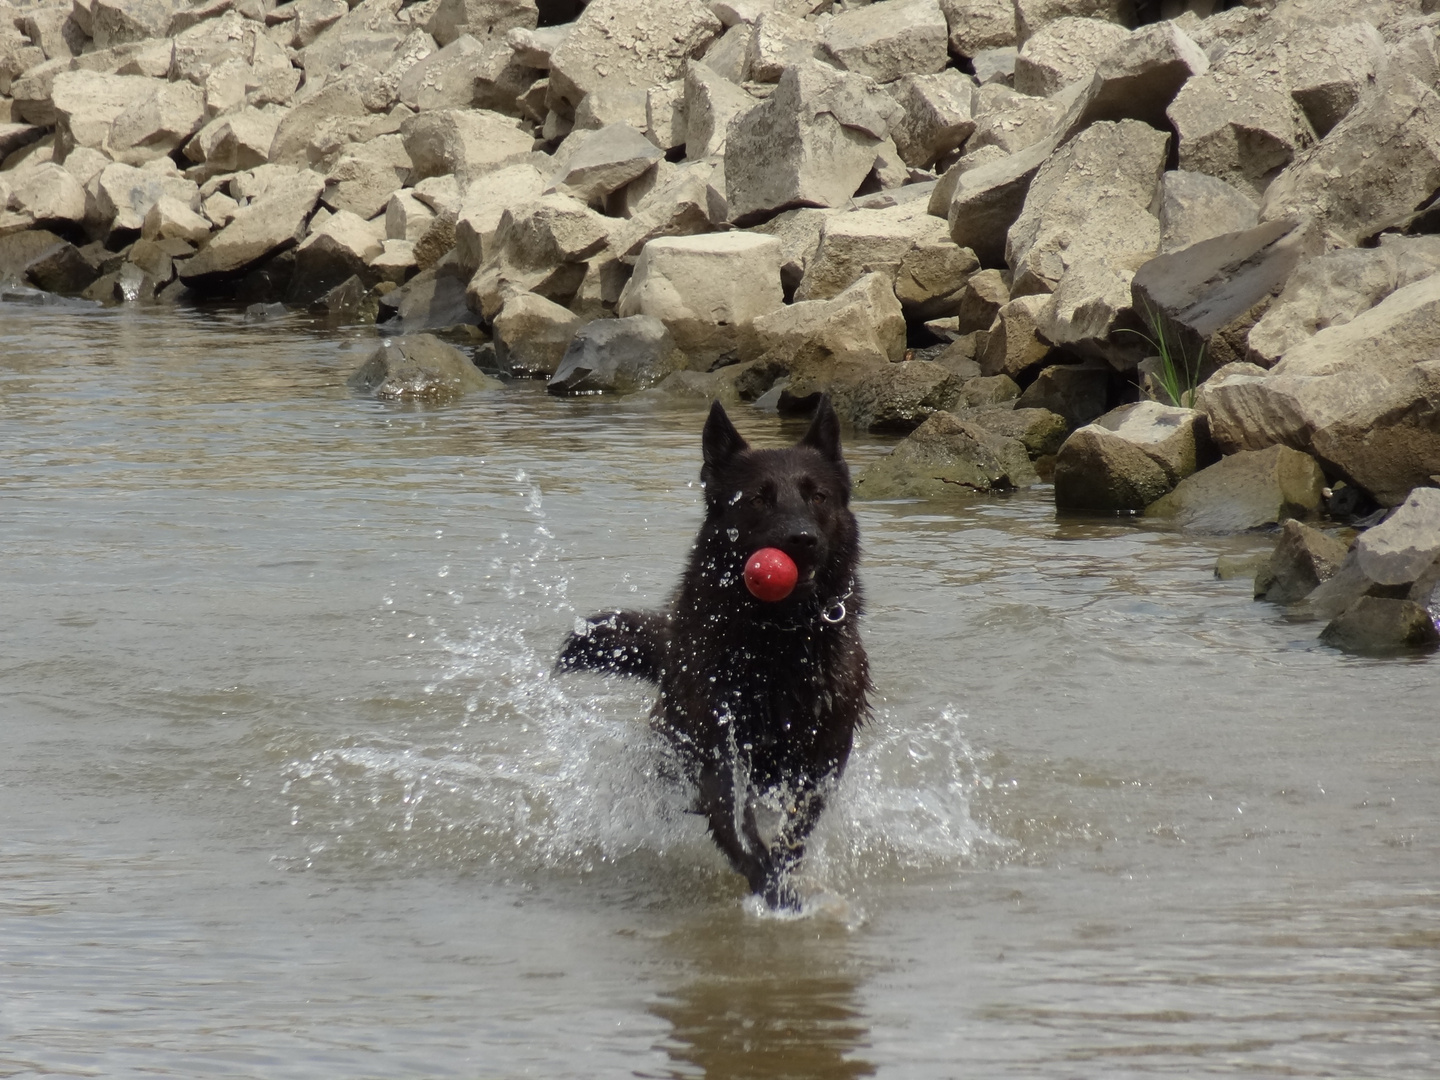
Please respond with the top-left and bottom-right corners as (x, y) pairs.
(400, 108), (534, 182)
(742, 271), (905, 367)
(964, 84), (1067, 157)
(1144, 444), (1327, 533)
(701, 21), (750, 83)
(178, 168), (325, 282)
(1006, 118), (1166, 299)
(1260, 72), (1440, 246)
(187, 108), (286, 174)
(817, 359), (960, 434)
(268, 79), (368, 167)
(1053, 401), (1214, 513)
(1254, 518), (1349, 604)
(1158, 170), (1258, 255)
(51, 70), (203, 166)
(1013, 362), (1109, 429)
(347, 333), (499, 401)
(886, 70), (975, 171)
(894, 233), (982, 322)
(938, 0), (1016, 56)
(607, 162), (717, 262)
(93, 161), (202, 234)
(744, 10), (821, 83)
(962, 406), (1068, 458)
(1012, 0), (1125, 45)
(1130, 217), (1322, 377)
(976, 294), (1050, 380)
(1065, 18), (1208, 134)
(547, 0), (721, 111)
(423, 0), (535, 47)
(547, 314), (687, 394)
(943, 133), (1057, 268)
(724, 61), (900, 225)
(23, 240), (101, 294)
(466, 192), (612, 318)
(5, 162), (86, 227)
(1355, 488), (1440, 587)
(492, 291), (581, 377)
(616, 232), (783, 367)
(1196, 272), (1440, 506)
(551, 122), (663, 206)
(1247, 238), (1440, 367)
(956, 267), (1008, 334)
(382, 264), (478, 331)
(395, 33), (483, 112)
(290, 209), (384, 302)
(820, 0), (948, 84)
(954, 373), (1019, 409)
(1318, 596), (1439, 653)
(1014, 16), (1128, 98)
(797, 200), (963, 301)
(1167, 70), (1314, 202)
(320, 136), (412, 220)
(452, 163), (547, 274)
(853, 410), (1038, 500)
(91, 0), (175, 48)
(141, 195), (212, 243)
(683, 59), (753, 161)
(645, 80), (687, 151)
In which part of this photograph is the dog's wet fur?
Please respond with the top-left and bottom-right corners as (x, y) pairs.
(557, 396), (870, 908)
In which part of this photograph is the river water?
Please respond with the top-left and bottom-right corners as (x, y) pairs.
(1, 293), (1437, 1078)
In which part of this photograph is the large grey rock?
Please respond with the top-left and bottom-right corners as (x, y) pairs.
(744, 9), (821, 83)
(1319, 596), (1439, 653)
(52, 70), (204, 166)
(268, 79), (368, 167)
(956, 267), (1008, 334)
(1014, 16), (1128, 98)
(178, 168), (325, 281)
(5, 162), (86, 227)
(321, 135), (412, 220)
(93, 161), (201, 234)
(547, 314), (687, 394)
(887, 70), (975, 171)
(1053, 401), (1213, 513)
(289, 209), (384, 302)
(1065, 18), (1209, 134)
(820, 0), (948, 84)
(742, 271), (905, 366)
(395, 33), (482, 112)
(724, 61), (900, 225)
(811, 359), (961, 434)
(943, 134), (1057, 268)
(1246, 238), (1440, 367)
(1260, 72), (1440, 246)
(452, 163), (547, 274)
(492, 290), (581, 377)
(1144, 444), (1327, 533)
(938, 0), (1016, 56)
(1130, 217), (1322, 377)
(1355, 488), (1440, 587)
(1007, 118), (1167, 298)
(550, 122), (663, 206)
(23, 240), (101, 295)
(400, 108), (534, 182)
(424, 0), (535, 48)
(1013, 0), (1125, 45)
(796, 200), (962, 302)
(347, 333), (499, 401)
(91, 0), (175, 47)
(1167, 70), (1314, 202)
(466, 192), (612, 318)
(977, 293), (1050, 380)
(616, 231), (783, 367)
(187, 108), (286, 174)
(1196, 273), (1440, 507)
(1158, 170), (1258, 255)
(853, 410), (1038, 500)
(547, 0), (721, 111)
(964, 84), (1067, 156)
(962, 406), (1068, 458)
(607, 161), (717, 262)
(1013, 361), (1108, 429)
(683, 59), (753, 160)
(1254, 518), (1350, 605)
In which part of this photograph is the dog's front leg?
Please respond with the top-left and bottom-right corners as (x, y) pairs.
(694, 763), (770, 896)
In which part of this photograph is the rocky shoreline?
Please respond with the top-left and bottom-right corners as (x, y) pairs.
(2, 0), (1438, 650)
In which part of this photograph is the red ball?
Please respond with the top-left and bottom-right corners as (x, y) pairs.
(744, 547), (798, 602)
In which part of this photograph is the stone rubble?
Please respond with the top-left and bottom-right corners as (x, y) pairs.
(1, 0), (1437, 647)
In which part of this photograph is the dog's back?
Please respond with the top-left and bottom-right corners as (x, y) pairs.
(558, 398), (869, 906)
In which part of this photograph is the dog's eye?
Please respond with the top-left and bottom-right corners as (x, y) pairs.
(750, 493), (765, 508)
(811, 490), (827, 505)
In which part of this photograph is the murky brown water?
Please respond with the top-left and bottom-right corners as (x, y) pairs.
(2, 292), (1438, 1078)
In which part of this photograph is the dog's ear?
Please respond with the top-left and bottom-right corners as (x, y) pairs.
(702, 400), (748, 476)
(799, 394), (843, 462)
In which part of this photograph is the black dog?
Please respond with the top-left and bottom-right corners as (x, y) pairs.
(557, 397), (870, 908)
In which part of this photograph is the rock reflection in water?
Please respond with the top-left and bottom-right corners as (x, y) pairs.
(648, 916), (875, 1080)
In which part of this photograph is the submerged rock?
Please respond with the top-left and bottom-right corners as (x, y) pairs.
(853, 410), (1037, 500)
(1253, 518), (1349, 605)
(1144, 444), (1326, 534)
(547, 315), (686, 395)
(1319, 596), (1439, 653)
(347, 333), (499, 401)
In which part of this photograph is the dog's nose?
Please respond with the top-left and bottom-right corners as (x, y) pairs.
(786, 529), (819, 551)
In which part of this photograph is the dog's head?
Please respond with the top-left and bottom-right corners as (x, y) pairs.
(698, 396), (857, 596)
